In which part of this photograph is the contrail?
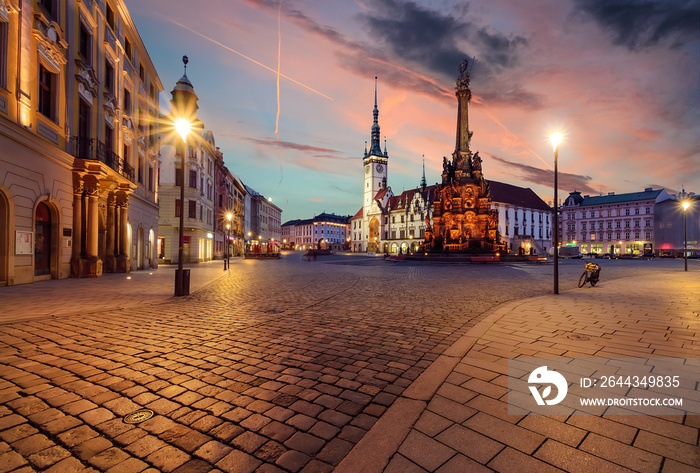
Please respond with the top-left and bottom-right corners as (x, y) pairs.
(276, 0), (283, 187)
(169, 19), (333, 101)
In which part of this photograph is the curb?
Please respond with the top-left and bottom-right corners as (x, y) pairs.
(334, 296), (537, 473)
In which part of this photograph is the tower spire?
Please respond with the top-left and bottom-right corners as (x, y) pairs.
(368, 77), (384, 157)
(420, 155), (427, 190)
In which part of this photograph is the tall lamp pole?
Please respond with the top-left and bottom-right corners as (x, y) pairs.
(226, 212), (233, 270)
(551, 133), (563, 295)
(683, 201), (690, 271)
(171, 55), (198, 296)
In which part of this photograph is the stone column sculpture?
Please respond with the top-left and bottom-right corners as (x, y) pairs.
(105, 194), (116, 272)
(84, 181), (103, 277)
(70, 179), (84, 277)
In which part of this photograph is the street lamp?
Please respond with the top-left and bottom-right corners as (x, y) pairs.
(550, 132), (563, 295)
(683, 200), (690, 271)
(172, 55), (199, 297)
(225, 212), (233, 270)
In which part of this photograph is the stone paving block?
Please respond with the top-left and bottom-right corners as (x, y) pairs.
(315, 437), (354, 466)
(427, 395), (476, 424)
(44, 456), (91, 473)
(191, 414), (224, 432)
(398, 429), (456, 471)
(566, 415), (637, 444)
(413, 410), (453, 437)
(517, 415), (585, 447)
(240, 413), (272, 432)
(62, 399), (99, 416)
(260, 420), (296, 443)
(171, 429), (212, 454)
(435, 424), (503, 464)
(87, 447), (131, 470)
(275, 449), (311, 473)
(286, 414), (316, 431)
(464, 412), (545, 454)
(26, 406), (64, 425)
(606, 413), (698, 444)
(11, 433), (54, 456)
(336, 400), (364, 416)
(209, 422), (244, 443)
(113, 427), (148, 447)
(661, 459), (700, 473)
(298, 459), (334, 473)
(145, 398), (180, 415)
(27, 445), (71, 469)
(125, 434), (169, 458)
(233, 431), (268, 453)
(79, 407), (115, 425)
(146, 445), (190, 472)
(384, 453), (429, 473)
(105, 457), (150, 473)
(73, 436), (113, 460)
(633, 430), (700, 467)
(171, 459), (212, 473)
(254, 440), (287, 463)
(487, 446), (563, 473)
(216, 449), (262, 473)
(0, 450), (28, 473)
(581, 433), (662, 473)
(193, 440), (233, 464)
(0, 424), (39, 443)
(318, 409), (351, 427)
(266, 406), (294, 422)
(284, 432), (325, 455)
(534, 439), (634, 473)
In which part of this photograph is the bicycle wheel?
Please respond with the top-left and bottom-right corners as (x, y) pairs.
(578, 272), (588, 288)
(590, 269), (600, 287)
(590, 277), (598, 287)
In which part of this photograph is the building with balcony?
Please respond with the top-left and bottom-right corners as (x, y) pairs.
(560, 188), (672, 255)
(0, 0), (162, 285)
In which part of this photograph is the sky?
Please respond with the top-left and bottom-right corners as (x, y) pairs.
(126, 0), (700, 221)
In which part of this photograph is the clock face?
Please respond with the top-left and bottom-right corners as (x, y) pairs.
(365, 165), (370, 174)
(376, 164), (384, 173)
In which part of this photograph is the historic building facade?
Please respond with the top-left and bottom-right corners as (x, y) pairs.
(157, 70), (217, 264)
(244, 185), (282, 242)
(0, 0), (162, 285)
(213, 154), (246, 259)
(560, 188), (672, 255)
(654, 190), (698, 257)
(282, 212), (350, 251)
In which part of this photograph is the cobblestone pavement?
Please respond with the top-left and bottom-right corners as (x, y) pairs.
(0, 254), (696, 472)
(339, 266), (700, 473)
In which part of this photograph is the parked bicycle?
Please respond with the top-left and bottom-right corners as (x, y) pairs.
(578, 260), (601, 287)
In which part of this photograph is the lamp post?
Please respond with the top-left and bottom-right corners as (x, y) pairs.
(225, 212), (233, 270)
(683, 200), (690, 271)
(550, 132), (563, 295)
(172, 55), (199, 297)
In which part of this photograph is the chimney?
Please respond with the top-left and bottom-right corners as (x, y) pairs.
(608, 192), (615, 196)
(644, 187), (653, 192)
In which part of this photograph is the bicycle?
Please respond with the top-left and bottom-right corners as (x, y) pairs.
(578, 260), (601, 287)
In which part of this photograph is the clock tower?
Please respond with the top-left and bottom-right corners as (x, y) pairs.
(363, 77), (388, 209)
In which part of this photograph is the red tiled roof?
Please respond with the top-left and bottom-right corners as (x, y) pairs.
(488, 180), (551, 211)
(351, 207), (363, 219)
(374, 188), (390, 200)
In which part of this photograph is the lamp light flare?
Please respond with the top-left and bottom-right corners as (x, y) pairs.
(175, 119), (191, 143)
(682, 201), (690, 211)
(550, 132), (563, 150)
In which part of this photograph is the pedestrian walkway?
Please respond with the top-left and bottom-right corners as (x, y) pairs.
(0, 261), (228, 323)
(337, 270), (700, 473)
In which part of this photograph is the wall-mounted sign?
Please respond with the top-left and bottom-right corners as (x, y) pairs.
(15, 231), (33, 255)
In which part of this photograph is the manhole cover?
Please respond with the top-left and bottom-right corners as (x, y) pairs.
(123, 409), (154, 424)
(567, 334), (590, 341)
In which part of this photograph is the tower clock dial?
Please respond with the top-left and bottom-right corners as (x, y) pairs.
(376, 164), (384, 173)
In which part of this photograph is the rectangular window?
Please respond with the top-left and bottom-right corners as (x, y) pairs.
(78, 98), (91, 139)
(40, 0), (56, 19)
(189, 170), (197, 188)
(188, 200), (197, 218)
(125, 38), (132, 61)
(148, 166), (153, 191)
(79, 23), (92, 64)
(0, 22), (7, 88)
(123, 89), (131, 115)
(150, 84), (155, 100)
(138, 157), (143, 183)
(175, 167), (182, 187)
(104, 60), (114, 93)
(175, 199), (181, 217)
(122, 144), (129, 168)
(139, 64), (145, 82)
(106, 3), (115, 30)
(38, 64), (55, 121)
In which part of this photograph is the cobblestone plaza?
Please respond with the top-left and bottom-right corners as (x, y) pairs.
(0, 255), (698, 472)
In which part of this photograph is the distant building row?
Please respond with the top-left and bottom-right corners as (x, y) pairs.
(281, 213), (350, 251)
(0, 0), (280, 286)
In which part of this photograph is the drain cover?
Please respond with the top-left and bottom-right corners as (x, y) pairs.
(123, 409), (154, 424)
(567, 334), (590, 341)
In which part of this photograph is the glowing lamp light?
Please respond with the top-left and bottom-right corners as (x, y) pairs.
(550, 132), (563, 150)
(175, 119), (191, 143)
(683, 201), (690, 211)
(226, 212), (233, 221)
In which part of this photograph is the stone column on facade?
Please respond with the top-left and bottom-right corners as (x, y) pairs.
(84, 181), (103, 277)
(115, 194), (131, 273)
(105, 193), (116, 272)
(70, 179), (84, 278)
